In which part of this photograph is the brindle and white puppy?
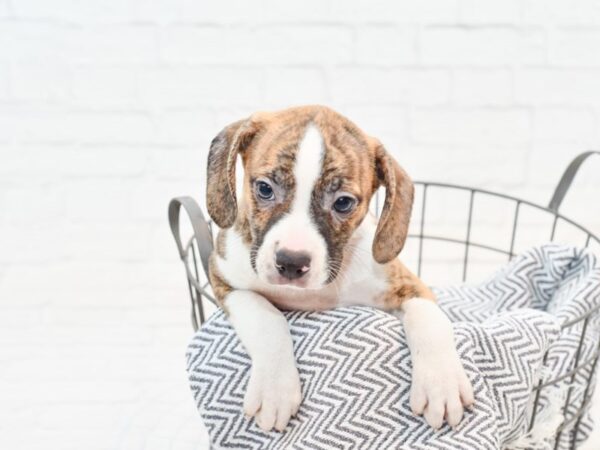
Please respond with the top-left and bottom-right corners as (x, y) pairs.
(206, 105), (474, 432)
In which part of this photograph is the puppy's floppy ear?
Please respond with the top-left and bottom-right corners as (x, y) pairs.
(371, 141), (414, 264)
(206, 117), (261, 228)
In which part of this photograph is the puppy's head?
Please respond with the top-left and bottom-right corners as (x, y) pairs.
(206, 105), (413, 289)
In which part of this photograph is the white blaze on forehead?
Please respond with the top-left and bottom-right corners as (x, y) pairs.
(291, 124), (324, 215)
(254, 123), (329, 286)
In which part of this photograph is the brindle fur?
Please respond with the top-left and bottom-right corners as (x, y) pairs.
(378, 259), (435, 310)
(206, 105), (429, 308)
(371, 144), (415, 264)
(208, 254), (231, 311)
(215, 228), (227, 258)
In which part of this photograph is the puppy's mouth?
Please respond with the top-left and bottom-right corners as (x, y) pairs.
(265, 273), (311, 289)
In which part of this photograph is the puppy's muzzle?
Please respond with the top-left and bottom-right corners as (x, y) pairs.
(275, 249), (311, 280)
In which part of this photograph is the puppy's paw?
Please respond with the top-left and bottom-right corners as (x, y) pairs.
(243, 360), (302, 432)
(409, 352), (474, 430)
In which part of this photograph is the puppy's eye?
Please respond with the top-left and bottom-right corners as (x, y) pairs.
(256, 181), (275, 201)
(333, 196), (356, 214)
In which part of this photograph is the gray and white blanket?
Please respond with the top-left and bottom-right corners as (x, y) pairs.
(186, 244), (600, 449)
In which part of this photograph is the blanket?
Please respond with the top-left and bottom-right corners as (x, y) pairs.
(186, 244), (600, 449)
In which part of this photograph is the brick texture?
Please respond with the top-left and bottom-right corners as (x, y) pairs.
(2, 1), (600, 449)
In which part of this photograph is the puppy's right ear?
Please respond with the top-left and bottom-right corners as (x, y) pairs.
(206, 117), (261, 228)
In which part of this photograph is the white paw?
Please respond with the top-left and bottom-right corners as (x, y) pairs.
(243, 361), (302, 432)
(410, 353), (474, 430)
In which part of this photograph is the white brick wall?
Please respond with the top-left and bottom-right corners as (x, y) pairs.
(2, 1), (600, 449)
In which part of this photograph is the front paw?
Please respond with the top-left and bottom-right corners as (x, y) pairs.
(243, 360), (302, 432)
(410, 353), (474, 430)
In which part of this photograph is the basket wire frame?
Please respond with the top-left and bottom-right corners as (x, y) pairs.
(170, 151), (600, 449)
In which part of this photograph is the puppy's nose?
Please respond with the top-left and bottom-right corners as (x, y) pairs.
(275, 249), (311, 280)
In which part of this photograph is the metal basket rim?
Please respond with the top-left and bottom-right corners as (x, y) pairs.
(413, 180), (600, 246)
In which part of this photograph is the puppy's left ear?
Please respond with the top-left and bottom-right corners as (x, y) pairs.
(206, 116), (262, 228)
(371, 141), (414, 264)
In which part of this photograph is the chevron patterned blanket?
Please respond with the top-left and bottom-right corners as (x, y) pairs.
(186, 244), (600, 449)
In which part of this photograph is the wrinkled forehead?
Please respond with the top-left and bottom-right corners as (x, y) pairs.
(245, 111), (374, 192)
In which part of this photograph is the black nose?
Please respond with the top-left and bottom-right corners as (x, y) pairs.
(275, 249), (311, 280)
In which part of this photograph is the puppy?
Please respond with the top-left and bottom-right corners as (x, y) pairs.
(206, 105), (473, 432)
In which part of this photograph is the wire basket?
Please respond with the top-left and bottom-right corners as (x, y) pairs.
(169, 151), (600, 449)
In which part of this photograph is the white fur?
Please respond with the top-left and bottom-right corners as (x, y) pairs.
(290, 125), (323, 220)
(216, 227), (255, 288)
(224, 290), (301, 432)
(401, 297), (474, 429)
(255, 124), (329, 288)
(336, 216), (389, 306)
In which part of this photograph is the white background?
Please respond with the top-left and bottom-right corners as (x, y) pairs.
(1, 1), (600, 449)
